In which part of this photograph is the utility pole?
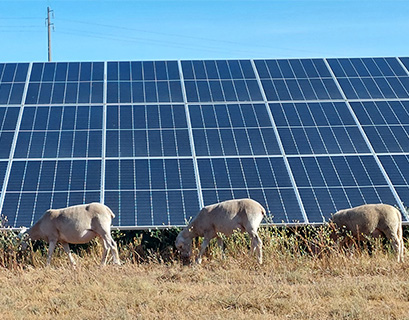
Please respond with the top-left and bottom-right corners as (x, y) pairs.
(46, 7), (54, 62)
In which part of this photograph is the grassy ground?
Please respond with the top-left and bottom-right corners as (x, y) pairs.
(1, 227), (409, 320)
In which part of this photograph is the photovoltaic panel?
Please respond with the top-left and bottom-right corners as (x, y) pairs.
(3, 159), (101, 227)
(270, 102), (370, 155)
(105, 104), (191, 157)
(0, 161), (7, 191)
(15, 105), (103, 158)
(327, 58), (409, 99)
(197, 156), (304, 223)
(379, 155), (409, 207)
(400, 57), (409, 73)
(107, 61), (183, 103)
(288, 155), (399, 222)
(0, 106), (20, 158)
(182, 60), (263, 102)
(1, 58), (409, 229)
(0, 63), (29, 105)
(254, 59), (343, 101)
(189, 103), (280, 156)
(350, 101), (409, 153)
(26, 62), (104, 104)
(104, 158), (199, 227)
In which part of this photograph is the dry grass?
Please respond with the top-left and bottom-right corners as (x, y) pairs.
(1, 227), (409, 320)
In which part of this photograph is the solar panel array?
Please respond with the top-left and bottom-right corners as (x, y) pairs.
(1, 58), (409, 229)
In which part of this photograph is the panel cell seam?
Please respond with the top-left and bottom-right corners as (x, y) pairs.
(21, 98), (409, 107)
(324, 58), (408, 218)
(251, 59), (309, 223)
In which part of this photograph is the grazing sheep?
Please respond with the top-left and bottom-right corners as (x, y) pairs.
(19, 203), (120, 266)
(175, 198), (265, 264)
(330, 203), (404, 262)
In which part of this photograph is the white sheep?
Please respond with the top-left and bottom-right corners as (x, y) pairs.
(20, 202), (120, 266)
(330, 203), (404, 262)
(175, 198), (265, 264)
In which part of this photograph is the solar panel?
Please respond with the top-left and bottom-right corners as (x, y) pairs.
(270, 102), (370, 154)
(1, 57), (409, 229)
(189, 103), (280, 156)
(327, 58), (409, 99)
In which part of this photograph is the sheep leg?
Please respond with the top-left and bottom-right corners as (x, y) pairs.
(249, 231), (263, 264)
(46, 240), (57, 266)
(217, 236), (224, 251)
(107, 236), (120, 265)
(100, 238), (110, 266)
(397, 239), (404, 263)
(100, 234), (121, 265)
(390, 234), (403, 263)
(196, 237), (211, 264)
(216, 236), (226, 259)
(397, 226), (405, 263)
(383, 228), (404, 263)
(61, 242), (76, 266)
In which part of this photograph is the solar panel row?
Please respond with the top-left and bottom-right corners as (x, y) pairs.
(1, 57), (409, 229)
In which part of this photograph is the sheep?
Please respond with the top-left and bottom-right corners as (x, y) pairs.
(329, 203), (404, 262)
(175, 198), (265, 264)
(19, 202), (120, 266)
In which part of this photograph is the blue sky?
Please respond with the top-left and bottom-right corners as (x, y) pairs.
(1, 0), (408, 62)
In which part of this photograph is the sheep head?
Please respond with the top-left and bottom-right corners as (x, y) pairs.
(18, 227), (30, 251)
(175, 229), (193, 264)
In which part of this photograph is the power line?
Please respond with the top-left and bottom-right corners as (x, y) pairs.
(0, 25), (42, 28)
(56, 29), (275, 57)
(0, 17), (43, 20)
(58, 18), (323, 56)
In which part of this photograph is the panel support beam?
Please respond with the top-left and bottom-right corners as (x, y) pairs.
(178, 60), (204, 217)
(100, 61), (107, 205)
